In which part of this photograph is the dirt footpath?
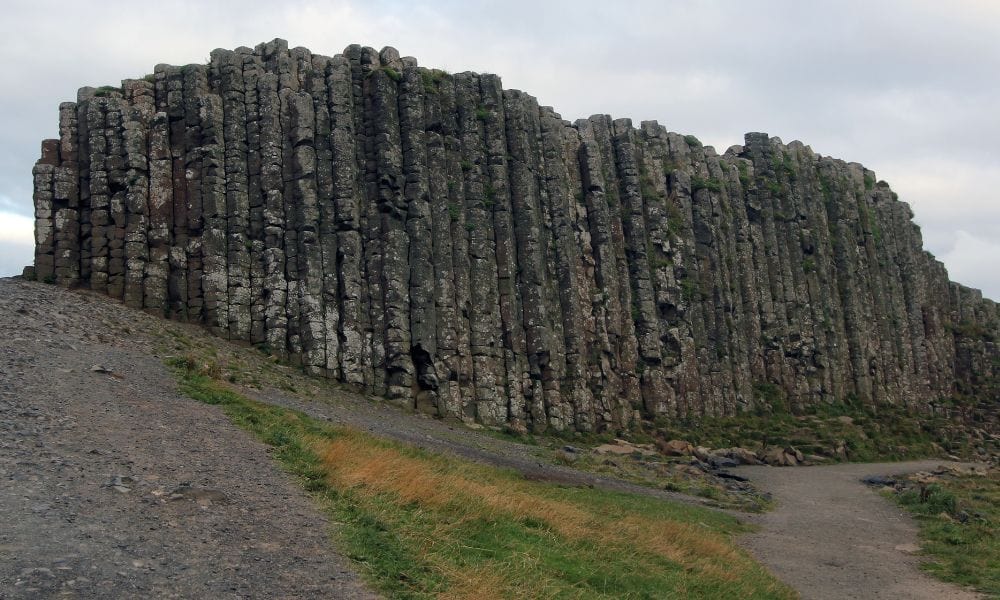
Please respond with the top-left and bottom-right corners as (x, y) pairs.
(734, 461), (983, 600)
(0, 278), (374, 598)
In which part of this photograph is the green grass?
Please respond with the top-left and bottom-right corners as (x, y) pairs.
(93, 85), (119, 97)
(166, 358), (795, 599)
(691, 177), (723, 193)
(381, 67), (402, 82)
(562, 451), (773, 513)
(652, 398), (974, 463)
(889, 473), (999, 596)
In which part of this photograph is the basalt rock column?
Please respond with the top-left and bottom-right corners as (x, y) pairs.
(30, 40), (1000, 433)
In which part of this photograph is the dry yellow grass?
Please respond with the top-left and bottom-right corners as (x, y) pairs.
(317, 429), (767, 595)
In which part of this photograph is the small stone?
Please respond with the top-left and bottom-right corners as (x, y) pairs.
(109, 474), (135, 487)
(594, 443), (635, 455)
(18, 567), (54, 578)
(90, 364), (112, 373)
(862, 475), (896, 486)
(709, 456), (739, 469)
(714, 470), (748, 482)
(168, 485), (230, 505)
(726, 447), (762, 465)
(554, 449), (579, 463)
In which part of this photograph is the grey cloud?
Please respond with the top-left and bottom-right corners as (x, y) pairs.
(0, 0), (997, 299)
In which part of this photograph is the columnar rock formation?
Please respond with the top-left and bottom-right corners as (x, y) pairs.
(30, 40), (998, 432)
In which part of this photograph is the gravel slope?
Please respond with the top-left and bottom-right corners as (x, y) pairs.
(0, 278), (374, 598)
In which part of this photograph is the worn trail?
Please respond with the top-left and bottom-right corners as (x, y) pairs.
(734, 461), (983, 600)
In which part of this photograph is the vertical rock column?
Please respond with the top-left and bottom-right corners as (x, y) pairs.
(422, 69), (464, 417)
(198, 77), (228, 335)
(310, 54), (342, 377)
(636, 124), (694, 415)
(164, 65), (189, 318)
(328, 54), (366, 386)
(399, 60), (440, 411)
(103, 94), (128, 300)
(577, 124), (632, 427)
(285, 66), (327, 373)
(355, 46), (387, 394)
(244, 52), (267, 342)
(180, 65), (211, 322)
(31, 140), (59, 283)
(436, 74), (478, 419)
(455, 72), (506, 424)
(54, 102), (82, 287)
(372, 48), (414, 401)
(121, 80), (154, 308)
(216, 49), (253, 341)
(539, 107), (595, 431)
(611, 119), (675, 416)
(85, 95), (111, 294)
(498, 91), (565, 431)
(287, 48), (328, 374)
(257, 54), (289, 357)
(481, 79), (528, 429)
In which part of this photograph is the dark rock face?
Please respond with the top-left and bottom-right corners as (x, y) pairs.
(30, 40), (999, 432)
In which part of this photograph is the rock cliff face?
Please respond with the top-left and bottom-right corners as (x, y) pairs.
(30, 40), (998, 432)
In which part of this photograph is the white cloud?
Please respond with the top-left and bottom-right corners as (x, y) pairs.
(940, 231), (1000, 300)
(0, 210), (34, 245)
(0, 210), (34, 277)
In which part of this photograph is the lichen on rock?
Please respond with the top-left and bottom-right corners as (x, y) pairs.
(30, 39), (999, 433)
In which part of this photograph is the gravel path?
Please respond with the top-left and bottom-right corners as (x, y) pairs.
(0, 278), (374, 598)
(733, 461), (983, 600)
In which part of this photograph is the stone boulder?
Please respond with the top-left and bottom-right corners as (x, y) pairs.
(657, 439), (695, 457)
(760, 446), (804, 467)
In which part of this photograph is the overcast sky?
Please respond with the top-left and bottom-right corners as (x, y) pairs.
(1, 0), (998, 298)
